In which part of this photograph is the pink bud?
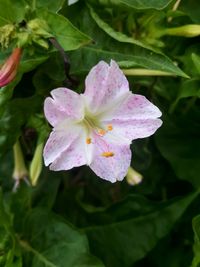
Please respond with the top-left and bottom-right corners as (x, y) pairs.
(0, 47), (22, 87)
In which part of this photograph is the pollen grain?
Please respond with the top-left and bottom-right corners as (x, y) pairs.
(101, 151), (114, 158)
(107, 124), (113, 131)
(86, 138), (92, 144)
(98, 129), (106, 136)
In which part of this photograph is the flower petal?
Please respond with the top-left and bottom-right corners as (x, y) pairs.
(103, 118), (162, 144)
(100, 93), (162, 143)
(101, 93), (162, 121)
(44, 88), (84, 127)
(49, 135), (87, 171)
(43, 122), (82, 166)
(89, 135), (131, 182)
(84, 60), (129, 113)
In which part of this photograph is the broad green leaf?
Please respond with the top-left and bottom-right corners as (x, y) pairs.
(192, 215), (200, 267)
(69, 46), (188, 77)
(85, 192), (197, 267)
(0, 0), (26, 26)
(88, 0), (173, 10)
(35, 0), (65, 12)
(21, 209), (105, 267)
(66, 4), (188, 77)
(155, 114), (200, 188)
(37, 9), (91, 51)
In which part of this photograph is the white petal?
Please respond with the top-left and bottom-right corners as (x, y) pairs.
(89, 134), (131, 182)
(83, 60), (129, 113)
(43, 123), (82, 166)
(44, 88), (84, 127)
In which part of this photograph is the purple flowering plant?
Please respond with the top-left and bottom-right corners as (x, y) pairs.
(0, 1), (199, 267)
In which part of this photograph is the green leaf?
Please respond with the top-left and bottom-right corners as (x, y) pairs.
(180, 0), (200, 23)
(0, 96), (42, 158)
(66, 4), (188, 77)
(89, 0), (173, 10)
(0, 0), (26, 26)
(192, 215), (200, 267)
(37, 9), (91, 51)
(117, 0), (173, 9)
(155, 114), (200, 188)
(85, 192), (197, 267)
(69, 46), (188, 77)
(35, 0), (65, 12)
(21, 209), (105, 267)
(88, 5), (153, 51)
(191, 53), (200, 74)
(20, 52), (49, 73)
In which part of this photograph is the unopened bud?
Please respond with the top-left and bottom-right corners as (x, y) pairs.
(0, 48), (22, 87)
(126, 167), (143, 186)
(12, 140), (29, 192)
(165, 24), (200, 37)
(30, 142), (44, 186)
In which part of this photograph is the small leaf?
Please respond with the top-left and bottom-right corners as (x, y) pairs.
(37, 9), (91, 51)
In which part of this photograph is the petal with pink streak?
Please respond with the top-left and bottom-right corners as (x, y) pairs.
(89, 135), (131, 182)
(49, 132), (93, 171)
(101, 93), (162, 121)
(43, 123), (82, 166)
(103, 118), (162, 144)
(44, 88), (84, 127)
(84, 60), (129, 113)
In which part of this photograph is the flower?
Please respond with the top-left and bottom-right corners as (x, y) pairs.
(0, 47), (22, 87)
(43, 60), (162, 182)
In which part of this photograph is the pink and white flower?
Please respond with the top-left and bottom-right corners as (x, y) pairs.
(43, 60), (162, 182)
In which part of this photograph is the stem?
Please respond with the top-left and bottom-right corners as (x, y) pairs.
(49, 37), (78, 88)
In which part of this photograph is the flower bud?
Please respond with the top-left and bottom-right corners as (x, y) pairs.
(30, 142), (44, 186)
(12, 140), (29, 192)
(165, 24), (200, 37)
(0, 48), (22, 87)
(126, 167), (143, 186)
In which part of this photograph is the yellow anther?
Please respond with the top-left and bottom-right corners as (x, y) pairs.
(101, 151), (114, 157)
(86, 138), (92, 144)
(98, 129), (106, 136)
(107, 124), (113, 131)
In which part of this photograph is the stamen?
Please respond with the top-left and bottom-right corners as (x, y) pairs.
(98, 129), (106, 136)
(107, 124), (113, 131)
(86, 138), (91, 144)
(101, 151), (114, 157)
